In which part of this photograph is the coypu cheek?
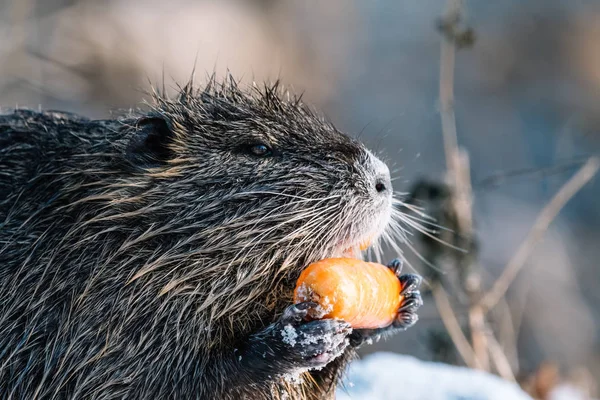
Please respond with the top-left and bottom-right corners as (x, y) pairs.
(352, 150), (394, 239)
(367, 151), (393, 199)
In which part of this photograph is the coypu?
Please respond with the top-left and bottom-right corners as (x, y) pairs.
(0, 76), (422, 399)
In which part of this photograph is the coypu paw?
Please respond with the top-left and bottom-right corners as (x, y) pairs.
(387, 258), (423, 330)
(392, 274), (423, 330)
(275, 303), (352, 369)
(395, 273), (423, 329)
(349, 258), (423, 348)
(241, 303), (352, 377)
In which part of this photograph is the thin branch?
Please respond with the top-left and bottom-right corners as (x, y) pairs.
(439, 0), (491, 371)
(482, 156), (600, 310)
(439, 0), (462, 176)
(468, 303), (490, 371)
(487, 332), (517, 383)
(451, 148), (474, 237)
(475, 157), (590, 190)
(431, 284), (481, 369)
(453, 150), (489, 370)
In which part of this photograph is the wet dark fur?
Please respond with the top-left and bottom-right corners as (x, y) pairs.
(0, 78), (401, 399)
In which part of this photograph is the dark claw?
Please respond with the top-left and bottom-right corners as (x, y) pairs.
(349, 329), (380, 347)
(399, 291), (423, 312)
(399, 274), (422, 295)
(394, 277), (423, 330)
(387, 258), (404, 276)
(295, 301), (318, 311)
(279, 302), (316, 325)
(392, 310), (419, 330)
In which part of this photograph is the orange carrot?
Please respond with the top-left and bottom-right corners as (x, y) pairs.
(293, 258), (402, 329)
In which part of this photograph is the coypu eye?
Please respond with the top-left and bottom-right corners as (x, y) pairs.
(249, 143), (271, 157)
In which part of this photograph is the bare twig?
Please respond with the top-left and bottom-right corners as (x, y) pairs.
(431, 284), (481, 369)
(451, 148), (474, 235)
(435, 0), (599, 383)
(468, 303), (490, 371)
(453, 151), (489, 370)
(439, 0), (492, 371)
(482, 157), (600, 310)
(487, 332), (517, 382)
(439, 0), (462, 176)
(475, 157), (590, 189)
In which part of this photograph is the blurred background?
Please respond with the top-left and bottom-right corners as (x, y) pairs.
(1, 0), (599, 397)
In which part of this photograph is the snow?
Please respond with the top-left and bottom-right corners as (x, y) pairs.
(315, 295), (334, 318)
(283, 369), (305, 385)
(548, 384), (595, 400)
(281, 324), (298, 347)
(336, 352), (533, 400)
(294, 283), (333, 318)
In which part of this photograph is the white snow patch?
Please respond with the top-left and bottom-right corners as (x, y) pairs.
(548, 384), (596, 400)
(294, 283), (333, 319)
(294, 283), (309, 301)
(281, 325), (298, 347)
(313, 295), (334, 318)
(336, 352), (533, 400)
(299, 333), (320, 346)
(283, 367), (308, 385)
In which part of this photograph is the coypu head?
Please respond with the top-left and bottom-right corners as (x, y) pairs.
(122, 77), (396, 279)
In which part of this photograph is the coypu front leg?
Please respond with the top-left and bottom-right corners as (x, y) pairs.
(237, 302), (352, 381)
(349, 258), (423, 348)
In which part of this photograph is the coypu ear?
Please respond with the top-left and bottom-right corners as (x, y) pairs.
(126, 116), (175, 167)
